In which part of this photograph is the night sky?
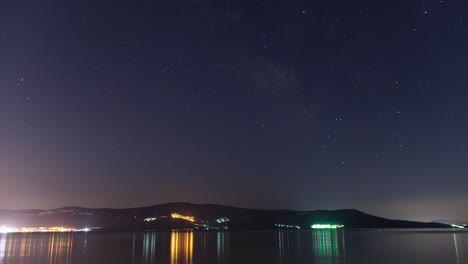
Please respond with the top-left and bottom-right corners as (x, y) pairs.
(1, 0), (468, 222)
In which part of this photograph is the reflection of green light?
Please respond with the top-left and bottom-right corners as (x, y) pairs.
(312, 229), (341, 263)
(453, 232), (463, 264)
(311, 224), (344, 229)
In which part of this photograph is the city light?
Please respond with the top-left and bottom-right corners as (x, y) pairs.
(275, 224), (300, 229)
(171, 213), (195, 222)
(144, 217), (157, 222)
(0, 226), (92, 234)
(0, 226), (14, 234)
(311, 224), (344, 229)
(451, 224), (465, 229)
(216, 218), (229, 223)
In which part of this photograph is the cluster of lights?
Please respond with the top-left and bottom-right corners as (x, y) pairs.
(0, 226), (91, 234)
(144, 217), (157, 222)
(451, 224), (465, 229)
(311, 224), (344, 229)
(171, 213), (195, 222)
(216, 218), (229, 224)
(275, 224), (300, 229)
(194, 223), (227, 230)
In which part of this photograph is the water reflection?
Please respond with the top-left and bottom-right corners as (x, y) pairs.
(278, 230), (302, 263)
(142, 232), (157, 263)
(47, 233), (73, 264)
(137, 230), (229, 264)
(0, 233), (74, 264)
(453, 232), (464, 264)
(217, 232), (229, 262)
(0, 234), (6, 264)
(312, 229), (345, 264)
(0, 230), (467, 264)
(170, 231), (193, 264)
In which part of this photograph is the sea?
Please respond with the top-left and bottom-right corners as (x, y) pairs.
(0, 229), (466, 264)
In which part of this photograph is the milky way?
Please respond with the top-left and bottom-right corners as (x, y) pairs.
(1, 0), (467, 222)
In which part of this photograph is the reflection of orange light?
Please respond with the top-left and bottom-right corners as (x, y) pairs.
(170, 231), (193, 264)
(47, 233), (73, 264)
(171, 213), (195, 222)
(0, 233), (74, 263)
(189, 232), (193, 264)
(48, 234), (55, 264)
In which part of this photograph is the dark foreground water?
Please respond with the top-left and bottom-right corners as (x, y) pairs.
(0, 229), (466, 264)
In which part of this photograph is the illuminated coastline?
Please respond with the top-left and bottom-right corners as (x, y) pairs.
(0, 226), (92, 234)
(311, 224), (344, 229)
(275, 224), (301, 229)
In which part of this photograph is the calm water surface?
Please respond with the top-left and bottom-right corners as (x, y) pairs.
(0, 229), (466, 264)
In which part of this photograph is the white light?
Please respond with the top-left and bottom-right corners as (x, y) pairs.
(216, 218), (229, 223)
(311, 224), (344, 229)
(0, 226), (13, 234)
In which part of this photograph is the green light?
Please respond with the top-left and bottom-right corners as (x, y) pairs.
(311, 224), (344, 229)
(451, 224), (465, 229)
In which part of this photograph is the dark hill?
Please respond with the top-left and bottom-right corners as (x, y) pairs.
(0, 203), (448, 230)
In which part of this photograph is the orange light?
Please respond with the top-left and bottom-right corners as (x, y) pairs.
(171, 213), (195, 222)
